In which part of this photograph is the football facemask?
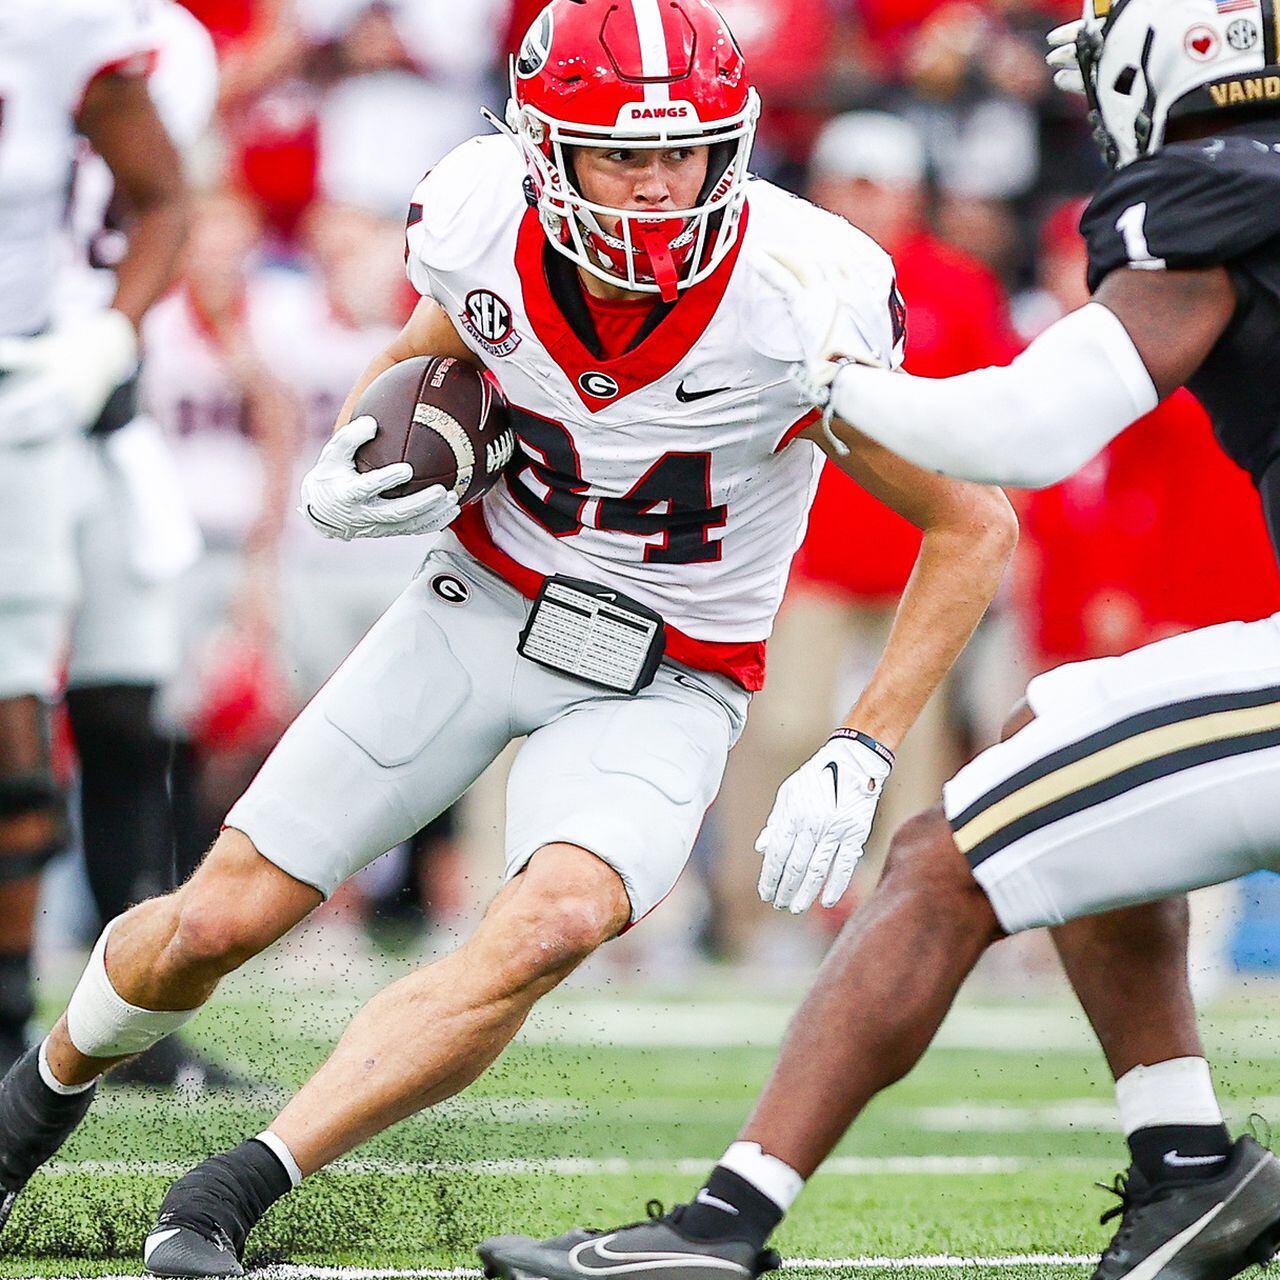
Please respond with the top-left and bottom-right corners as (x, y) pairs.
(500, 0), (760, 300)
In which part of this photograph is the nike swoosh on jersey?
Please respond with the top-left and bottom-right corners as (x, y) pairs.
(1163, 1151), (1230, 1167)
(824, 760), (839, 801)
(569, 1236), (750, 1275)
(675, 380), (730, 403)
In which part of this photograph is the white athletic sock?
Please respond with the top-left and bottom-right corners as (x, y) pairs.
(36, 1038), (94, 1096)
(718, 1141), (805, 1213)
(255, 1130), (304, 1188)
(1115, 1057), (1224, 1135)
(64, 918), (200, 1059)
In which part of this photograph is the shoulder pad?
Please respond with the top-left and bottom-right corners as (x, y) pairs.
(1083, 135), (1280, 291)
(739, 181), (904, 369)
(405, 135), (526, 298)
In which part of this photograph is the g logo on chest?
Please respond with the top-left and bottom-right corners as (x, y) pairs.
(578, 371), (620, 400)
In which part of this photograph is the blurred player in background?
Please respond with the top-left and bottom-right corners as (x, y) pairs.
(0, 0), (1017, 1270)
(143, 191), (301, 875)
(484, 1), (1280, 1278)
(0, 0), (189, 1076)
(56, 0), (233, 1090)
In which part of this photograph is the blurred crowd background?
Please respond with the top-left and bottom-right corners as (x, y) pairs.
(43, 0), (1280, 990)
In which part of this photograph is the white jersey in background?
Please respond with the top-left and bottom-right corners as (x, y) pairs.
(407, 135), (904, 690)
(141, 280), (292, 550)
(0, 0), (152, 337)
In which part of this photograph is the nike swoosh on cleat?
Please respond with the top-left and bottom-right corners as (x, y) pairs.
(569, 1236), (750, 1275)
(143, 1227), (183, 1265)
(824, 760), (839, 801)
(1164, 1151), (1229, 1167)
(1121, 1203), (1226, 1280)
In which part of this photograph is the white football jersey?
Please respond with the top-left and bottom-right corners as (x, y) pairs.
(0, 0), (152, 337)
(406, 135), (903, 690)
(141, 278), (295, 549)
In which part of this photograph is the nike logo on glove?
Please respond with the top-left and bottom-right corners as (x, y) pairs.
(676, 379), (730, 403)
(1163, 1151), (1229, 1168)
(824, 760), (839, 801)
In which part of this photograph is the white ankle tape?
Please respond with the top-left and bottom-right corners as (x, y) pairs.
(65, 919), (199, 1058)
(256, 1130), (305, 1187)
(719, 1141), (805, 1213)
(37, 1038), (94, 1095)
(1115, 1057), (1224, 1135)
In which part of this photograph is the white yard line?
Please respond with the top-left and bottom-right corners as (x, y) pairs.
(72, 1257), (1096, 1279)
(44, 1155), (1095, 1178)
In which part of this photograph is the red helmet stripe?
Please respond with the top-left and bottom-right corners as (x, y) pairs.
(631, 0), (673, 102)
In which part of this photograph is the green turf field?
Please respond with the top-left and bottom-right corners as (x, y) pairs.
(6, 936), (1279, 1280)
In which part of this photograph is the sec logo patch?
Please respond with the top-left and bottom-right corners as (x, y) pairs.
(579, 371), (620, 400)
(460, 290), (521, 358)
(430, 573), (471, 605)
(1227, 18), (1259, 50)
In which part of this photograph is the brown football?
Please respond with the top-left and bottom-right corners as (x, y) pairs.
(352, 356), (515, 503)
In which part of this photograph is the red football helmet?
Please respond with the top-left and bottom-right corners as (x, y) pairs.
(505, 0), (760, 301)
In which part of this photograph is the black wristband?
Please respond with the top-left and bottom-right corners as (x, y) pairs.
(829, 728), (896, 769)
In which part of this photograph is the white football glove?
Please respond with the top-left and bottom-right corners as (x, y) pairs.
(1045, 21), (1086, 95)
(0, 309), (138, 446)
(751, 251), (887, 458)
(300, 415), (460, 541)
(757, 734), (893, 914)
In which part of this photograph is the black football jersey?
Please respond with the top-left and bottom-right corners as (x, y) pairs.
(1081, 121), (1280, 502)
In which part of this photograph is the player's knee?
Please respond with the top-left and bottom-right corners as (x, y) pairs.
(167, 830), (311, 977)
(881, 809), (980, 902)
(999, 699), (1035, 743)
(0, 770), (67, 875)
(504, 854), (628, 980)
(168, 893), (260, 978)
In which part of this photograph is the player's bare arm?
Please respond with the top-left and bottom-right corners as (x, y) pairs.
(807, 429), (1016, 749)
(754, 391), (1016, 915)
(77, 70), (190, 331)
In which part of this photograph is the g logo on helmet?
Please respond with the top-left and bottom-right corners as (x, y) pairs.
(579, 371), (620, 400)
(516, 11), (553, 79)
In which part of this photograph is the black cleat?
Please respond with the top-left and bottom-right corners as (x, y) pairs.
(0, 1044), (96, 1232)
(478, 1201), (780, 1280)
(143, 1223), (243, 1278)
(143, 1139), (294, 1277)
(1091, 1135), (1280, 1280)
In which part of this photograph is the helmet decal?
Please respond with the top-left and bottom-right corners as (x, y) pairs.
(516, 10), (554, 79)
(1054, 0), (1280, 168)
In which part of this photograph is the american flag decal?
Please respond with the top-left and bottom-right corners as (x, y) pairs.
(1216, 0), (1254, 13)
